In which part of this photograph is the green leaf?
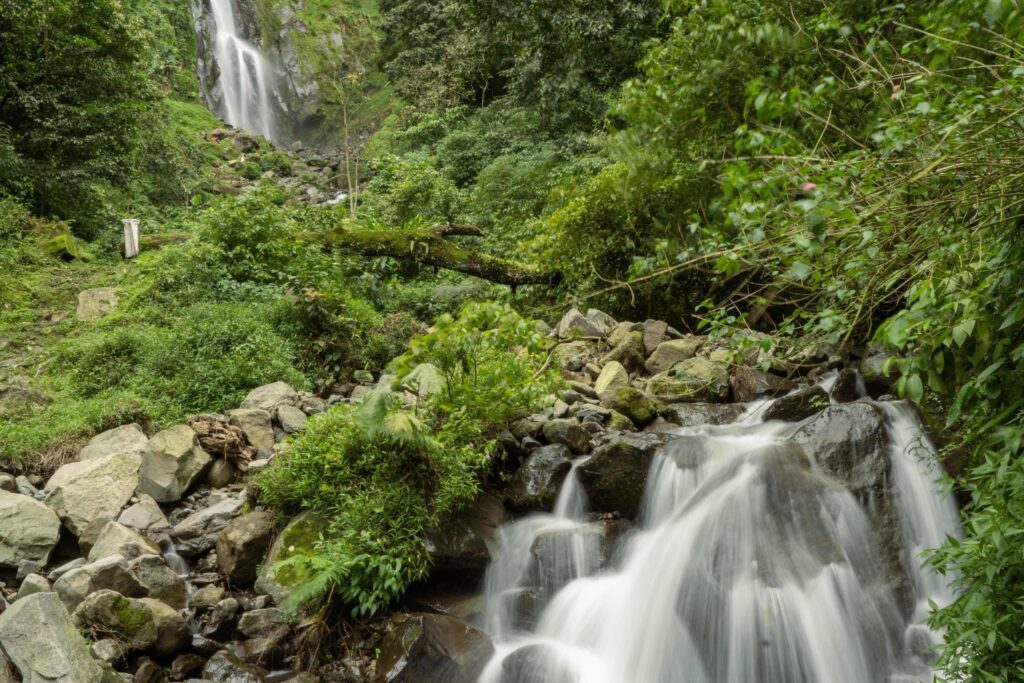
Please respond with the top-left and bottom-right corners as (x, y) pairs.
(906, 374), (924, 403)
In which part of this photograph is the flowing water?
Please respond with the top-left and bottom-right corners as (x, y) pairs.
(480, 388), (961, 682)
(204, 0), (279, 143)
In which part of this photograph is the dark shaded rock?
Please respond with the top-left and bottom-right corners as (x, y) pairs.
(254, 512), (324, 606)
(659, 403), (745, 428)
(203, 650), (267, 682)
(792, 402), (890, 492)
(599, 331), (645, 373)
(860, 352), (899, 397)
(499, 643), (577, 683)
(729, 366), (795, 403)
(830, 368), (861, 403)
(505, 445), (572, 512)
(425, 490), (508, 577)
(578, 433), (665, 518)
(763, 386), (829, 422)
(372, 613), (494, 683)
(541, 419), (589, 454)
(217, 512), (276, 586)
(171, 653), (206, 679)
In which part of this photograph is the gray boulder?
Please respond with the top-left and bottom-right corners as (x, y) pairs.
(203, 650), (267, 682)
(72, 590), (157, 652)
(137, 598), (189, 658)
(217, 512), (276, 586)
(594, 361), (629, 402)
(598, 331), (645, 374)
(646, 357), (730, 403)
(53, 555), (148, 612)
(79, 423), (150, 461)
(172, 492), (246, 557)
(275, 404), (307, 433)
(0, 491), (61, 567)
(227, 409), (275, 454)
(556, 308), (609, 339)
(117, 494), (168, 532)
(15, 574), (51, 601)
(44, 451), (141, 535)
(541, 418), (589, 454)
(138, 425), (212, 503)
(129, 555), (187, 610)
(238, 608), (288, 639)
(240, 381), (297, 412)
(729, 366), (796, 403)
(644, 338), (704, 375)
(505, 445), (573, 512)
(87, 520), (160, 562)
(0, 592), (103, 682)
(763, 386), (829, 422)
(578, 433), (665, 518)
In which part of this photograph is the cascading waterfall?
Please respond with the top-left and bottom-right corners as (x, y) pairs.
(204, 0), (279, 143)
(480, 389), (961, 682)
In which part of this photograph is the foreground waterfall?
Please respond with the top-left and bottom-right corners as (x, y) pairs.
(481, 396), (960, 682)
(199, 0), (280, 143)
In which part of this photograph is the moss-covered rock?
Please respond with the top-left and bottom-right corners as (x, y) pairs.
(71, 590), (157, 652)
(577, 433), (665, 518)
(599, 331), (645, 373)
(254, 512), (325, 606)
(646, 357), (729, 403)
(606, 387), (657, 427)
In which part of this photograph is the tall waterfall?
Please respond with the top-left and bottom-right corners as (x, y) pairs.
(480, 390), (961, 682)
(202, 0), (279, 143)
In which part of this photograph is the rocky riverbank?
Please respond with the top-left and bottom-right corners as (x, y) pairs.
(0, 307), (912, 681)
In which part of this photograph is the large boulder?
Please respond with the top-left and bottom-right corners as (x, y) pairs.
(53, 555), (148, 612)
(171, 491), (247, 557)
(578, 433), (665, 518)
(598, 331), (645, 373)
(594, 361), (629, 402)
(555, 308), (609, 339)
(76, 287), (117, 321)
(44, 451), (142, 535)
(117, 495), (169, 533)
(603, 387), (658, 427)
(729, 366), (795, 403)
(0, 491), (61, 567)
(860, 352), (898, 397)
(72, 590), (157, 652)
(137, 598), (189, 659)
(130, 555), (187, 610)
(644, 338), (703, 375)
(138, 425), (212, 503)
(425, 490), (509, 577)
(372, 613), (494, 683)
(762, 386), (829, 422)
(660, 403), (746, 428)
(276, 404), (308, 433)
(87, 520), (160, 563)
(646, 357), (730, 403)
(504, 445), (573, 512)
(79, 423), (150, 462)
(217, 512), (276, 586)
(541, 418), (589, 454)
(792, 402), (891, 493)
(240, 381), (298, 412)
(0, 592), (104, 682)
(227, 409), (275, 455)
(254, 512), (324, 606)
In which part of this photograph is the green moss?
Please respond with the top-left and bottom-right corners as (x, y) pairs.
(609, 387), (657, 426)
(111, 596), (150, 637)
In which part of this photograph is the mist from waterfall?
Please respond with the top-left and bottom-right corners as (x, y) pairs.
(480, 390), (962, 683)
(204, 0), (279, 144)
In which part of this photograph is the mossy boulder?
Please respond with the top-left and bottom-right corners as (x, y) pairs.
(605, 387), (658, 427)
(646, 357), (730, 403)
(644, 338), (704, 374)
(254, 512), (325, 606)
(577, 433), (665, 518)
(599, 331), (645, 373)
(71, 590), (157, 652)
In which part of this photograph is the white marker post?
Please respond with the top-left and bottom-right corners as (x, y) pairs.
(122, 218), (140, 259)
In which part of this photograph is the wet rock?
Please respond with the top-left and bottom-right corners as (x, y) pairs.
(227, 409), (275, 455)
(0, 592), (103, 682)
(203, 650), (267, 682)
(578, 433), (665, 518)
(275, 404), (307, 433)
(79, 423), (151, 462)
(44, 451), (142, 535)
(594, 361), (629, 401)
(129, 555), (187, 610)
(137, 598), (189, 658)
(729, 366), (796, 403)
(240, 382), (297, 413)
(237, 608), (287, 640)
(76, 287), (118, 321)
(763, 386), (829, 422)
(118, 495), (169, 533)
(53, 556), (148, 611)
(860, 352), (898, 397)
(644, 338), (703, 375)
(646, 357), (730, 403)
(603, 387), (657, 427)
(254, 512), (323, 606)
(830, 368), (861, 403)
(504, 445), (573, 512)
(172, 492), (246, 557)
(171, 654), (206, 680)
(792, 402), (890, 493)
(139, 425), (212, 503)
(599, 331), (645, 373)
(541, 418), (589, 454)
(72, 590), (157, 651)
(425, 490), (508, 577)
(499, 643), (578, 682)
(373, 613), (494, 683)
(659, 403), (746, 428)
(0, 490), (61, 567)
(217, 512), (276, 586)
(88, 521), (160, 562)
(556, 308), (609, 339)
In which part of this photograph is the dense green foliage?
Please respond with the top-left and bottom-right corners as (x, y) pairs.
(256, 303), (557, 615)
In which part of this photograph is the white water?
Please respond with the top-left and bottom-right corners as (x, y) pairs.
(207, 0), (278, 143)
(481, 392), (961, 682)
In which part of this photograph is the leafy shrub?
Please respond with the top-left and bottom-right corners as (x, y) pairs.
(259, 151), (293, 177)
(237, 161), (262, 181)
(361, 155), (464, 225)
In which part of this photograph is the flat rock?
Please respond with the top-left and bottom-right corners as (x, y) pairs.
(87, 520), (160, 562)
(79, 423), (150, 461)
(53, 555), (148, 612)
(0, 491), (61, 567)
(117, 494), (168, 532)
(240, 382), (297, 412)
(172, 492), (246, 557)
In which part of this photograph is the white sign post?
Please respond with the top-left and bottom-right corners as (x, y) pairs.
(122, 218), (140, 259)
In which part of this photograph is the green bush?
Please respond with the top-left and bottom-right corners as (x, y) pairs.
(361, 155), (464, 226)
(237, 161), (262, 181)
